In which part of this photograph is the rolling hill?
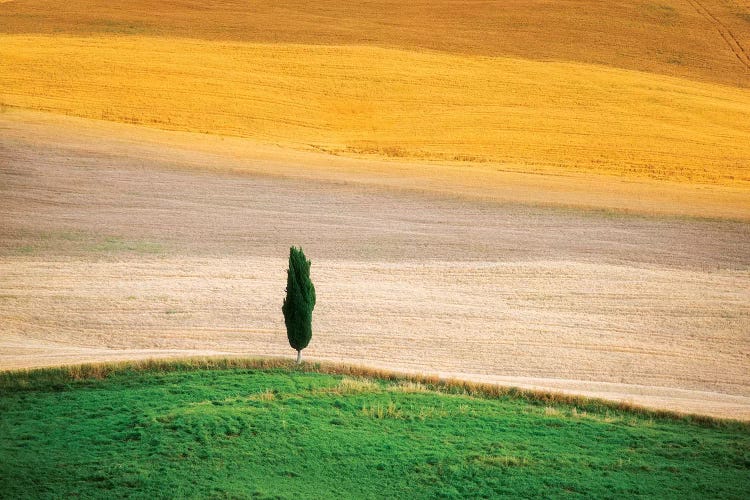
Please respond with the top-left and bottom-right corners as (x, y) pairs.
(1, 360), (748, 498)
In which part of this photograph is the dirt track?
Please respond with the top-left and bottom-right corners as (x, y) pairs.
(1, 113), (749, 419)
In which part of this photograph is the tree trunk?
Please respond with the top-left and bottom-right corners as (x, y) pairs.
(296, 350), (302, 364)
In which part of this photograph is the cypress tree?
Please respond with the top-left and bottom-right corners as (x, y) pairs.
(282, 246), (316, 363)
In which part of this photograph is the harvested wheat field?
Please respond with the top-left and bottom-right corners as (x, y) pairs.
(2, 111), (749, 419)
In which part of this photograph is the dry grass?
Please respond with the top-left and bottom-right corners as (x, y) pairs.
(1, 0), (748, 87)
(2, 34), (749, 187)
(361, 402), (404, 420)
(250, 389), (276, 402)
(390, 381), (431, 394)
(337, 377), (381, 394)
(544, 406), (561, 417)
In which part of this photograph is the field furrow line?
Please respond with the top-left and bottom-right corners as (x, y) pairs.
(687, 0), (750, 69)
(692, 0), (750, 62)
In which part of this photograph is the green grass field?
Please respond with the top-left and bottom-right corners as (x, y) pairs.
(1, 360), (748, 498)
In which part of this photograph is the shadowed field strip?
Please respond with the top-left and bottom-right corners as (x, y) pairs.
(2, 35), (750, 186)
(2, 0), (749, 88)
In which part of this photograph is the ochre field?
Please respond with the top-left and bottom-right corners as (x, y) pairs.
(2, 0), (749, 87)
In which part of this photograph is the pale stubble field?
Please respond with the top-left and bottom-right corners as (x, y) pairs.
(1, 112), (748, 419)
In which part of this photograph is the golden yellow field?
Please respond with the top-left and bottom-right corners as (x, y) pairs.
(2, 34), (750, 188)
